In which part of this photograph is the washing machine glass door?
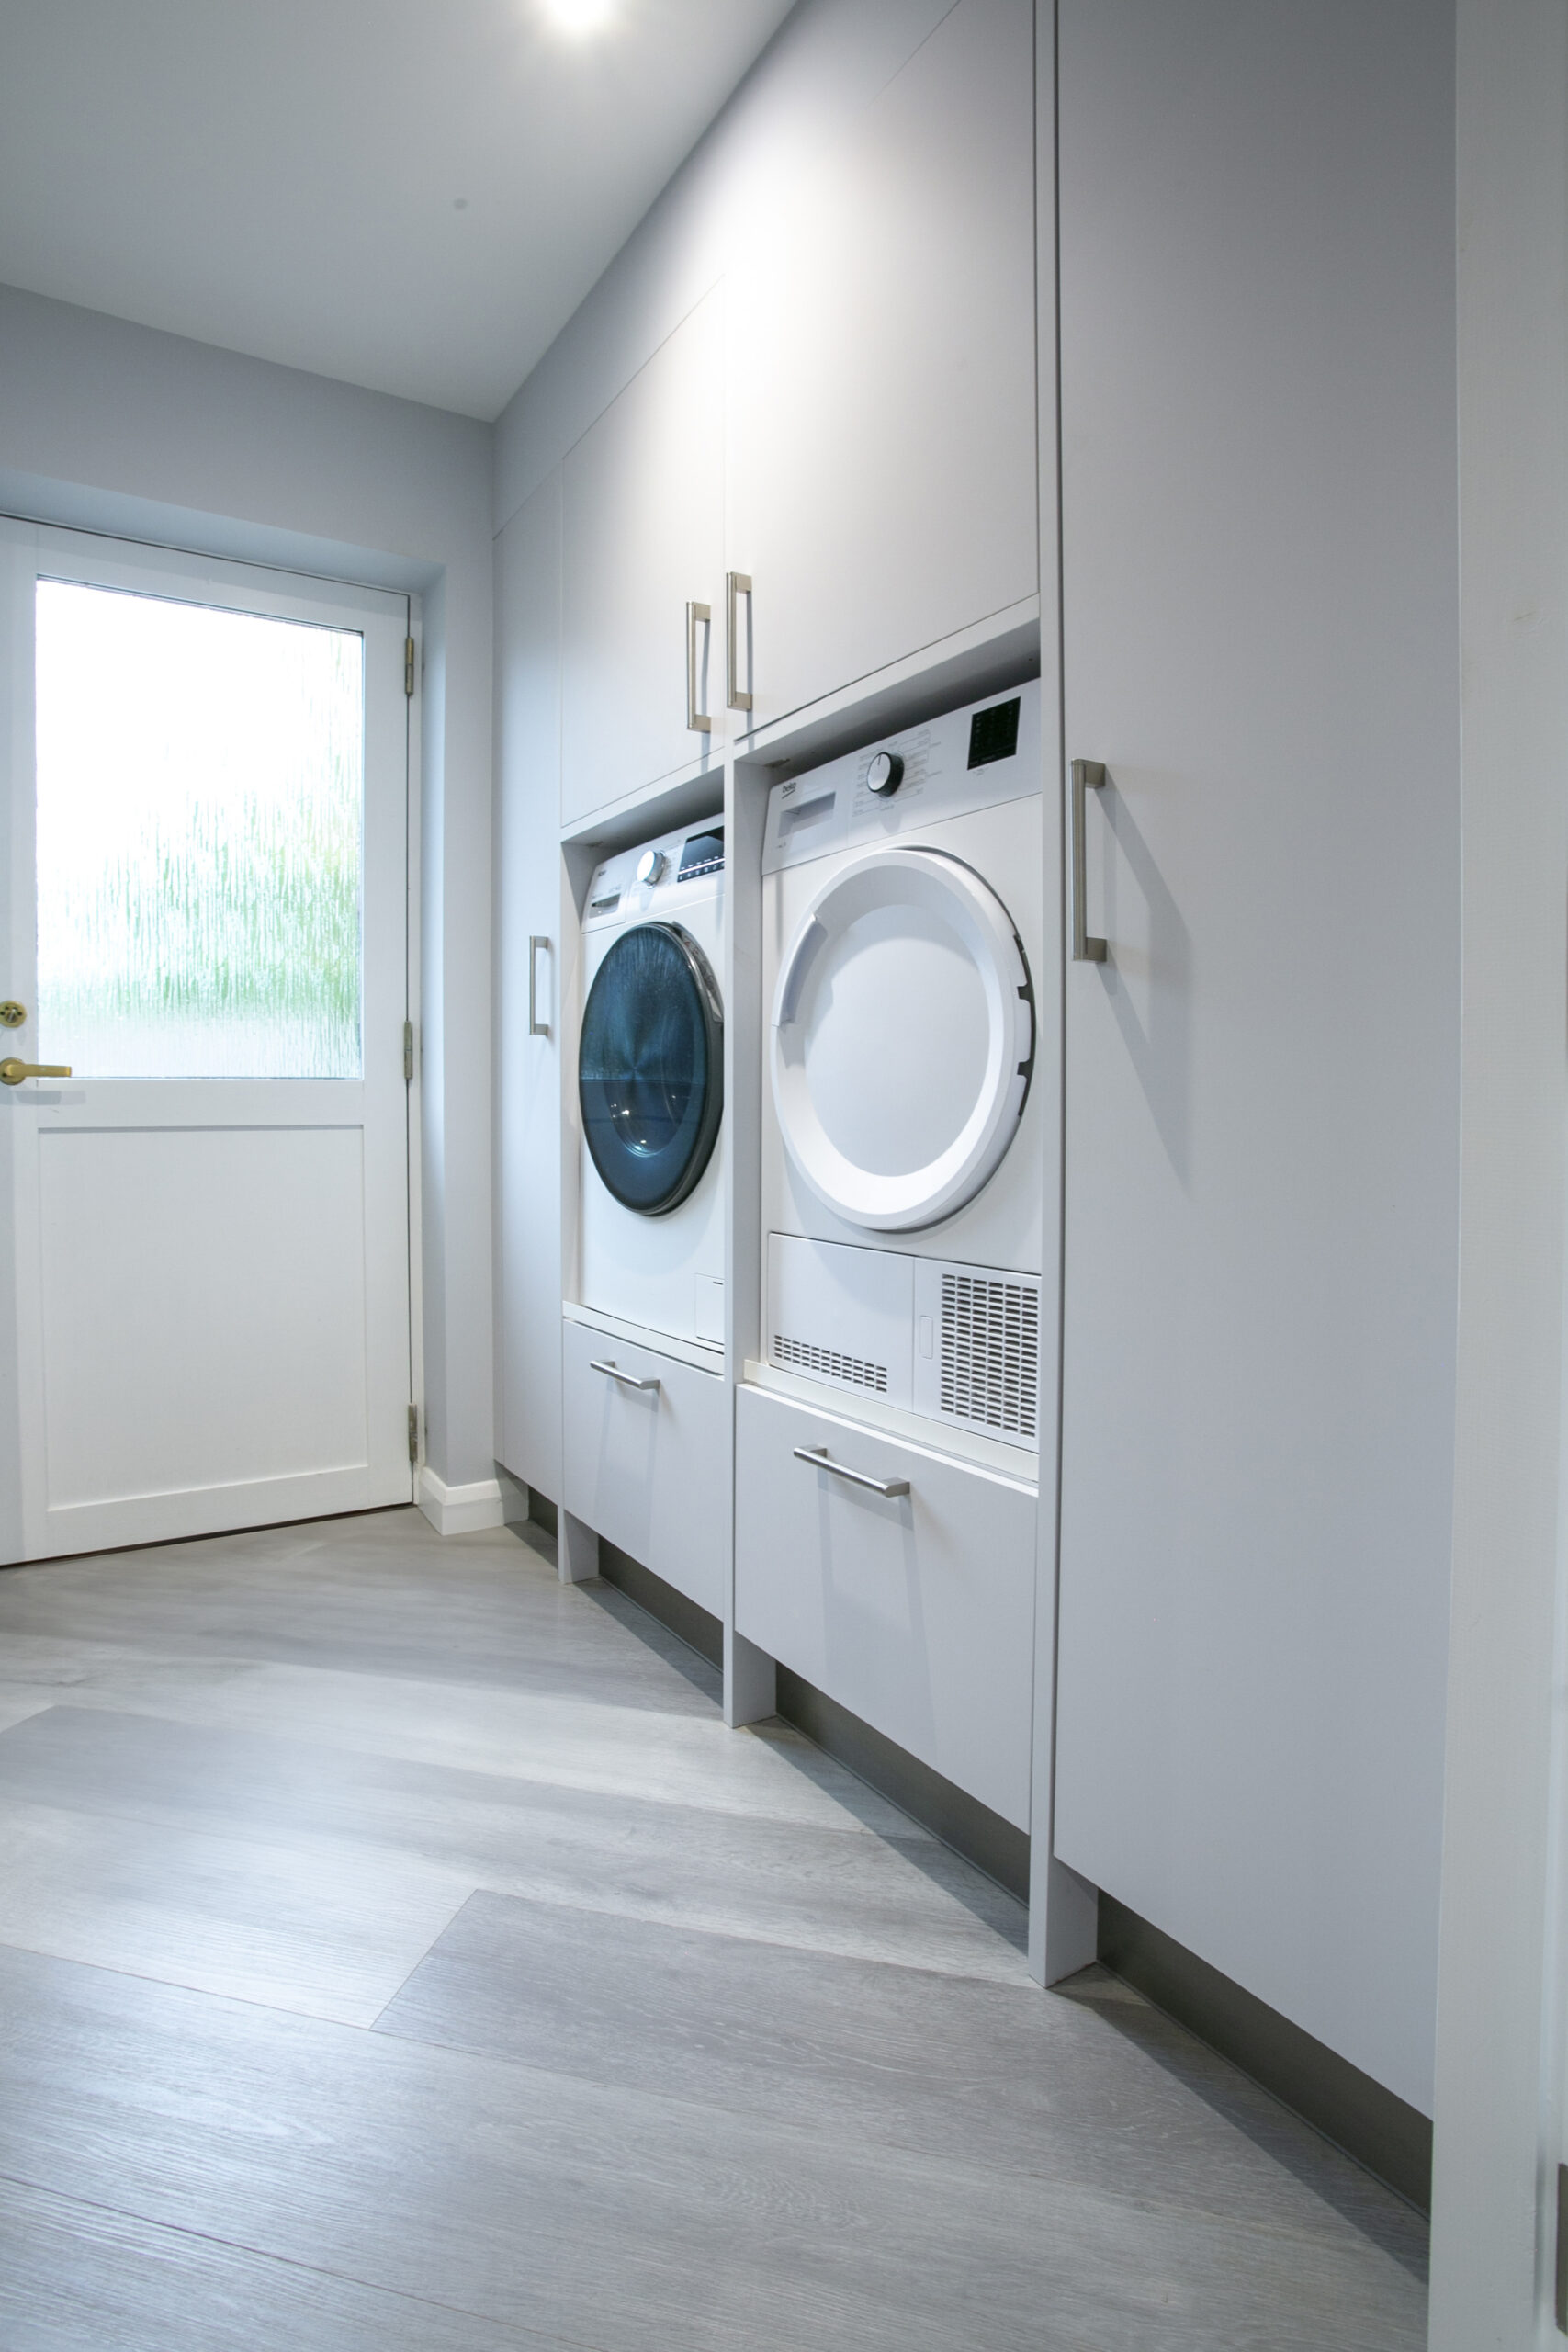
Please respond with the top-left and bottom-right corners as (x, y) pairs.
(580, 922), (724, 1216)
(772, 847), (1033, 1231)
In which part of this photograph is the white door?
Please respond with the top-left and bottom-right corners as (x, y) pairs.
(771, 846), (1034, 1232)
(0, 524), (414, 1563)
(727, 0), (1037, 735)
(559, 285), (726, 826)
(1051, 0), (1460, 2115)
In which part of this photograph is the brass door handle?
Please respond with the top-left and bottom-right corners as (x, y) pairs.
(0, 1059), (71, 1085)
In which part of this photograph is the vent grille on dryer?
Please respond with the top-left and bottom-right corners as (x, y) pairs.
(773, 1334), (890, 1394)
(939, 1272), (1040, 1439)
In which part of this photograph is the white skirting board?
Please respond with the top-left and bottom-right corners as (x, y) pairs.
(417, 1467), (530, 1537)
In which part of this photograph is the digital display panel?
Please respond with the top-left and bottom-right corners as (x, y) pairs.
(678, 826), (725, 879)
(967, 697), (1021, 770)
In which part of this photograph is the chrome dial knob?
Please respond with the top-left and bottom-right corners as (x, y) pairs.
(636, 848), (666, 886)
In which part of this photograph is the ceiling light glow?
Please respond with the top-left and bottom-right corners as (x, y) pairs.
(545, 0), (615, 32)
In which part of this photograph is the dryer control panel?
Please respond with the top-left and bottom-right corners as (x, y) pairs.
(761, 682), (1040, 876)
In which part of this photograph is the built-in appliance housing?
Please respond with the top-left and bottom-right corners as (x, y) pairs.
(759, 684), (1044, 1455)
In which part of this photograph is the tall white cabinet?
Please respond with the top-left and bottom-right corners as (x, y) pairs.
(561, 288), (727, 824)
(1050, 0), (1460, 2117)
(726, 0), (1037, 732)
(496, 0), (1043, 1530)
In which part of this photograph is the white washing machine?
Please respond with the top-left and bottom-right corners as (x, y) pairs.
(760, 684), (1045, 1453)
(579, 817), (726, 1353)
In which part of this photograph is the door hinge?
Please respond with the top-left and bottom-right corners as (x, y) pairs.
(403, 1019), (415, 1083)
(404, 636), (416, 696)
(408, 1404), (419, 1465)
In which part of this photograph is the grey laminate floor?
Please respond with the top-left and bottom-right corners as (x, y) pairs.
(0, 1508), (1427, 2349)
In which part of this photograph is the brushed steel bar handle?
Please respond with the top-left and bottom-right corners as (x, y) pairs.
(528, 935), (550, 1037)
(1071, 759), (1109, 963)
(0, 1059), (71, 1085)
(793, 1444), (909, 1499)
(591, 1358), (661, 1394)
(726, 571), (752, 712)
(686, 601), (712, 735)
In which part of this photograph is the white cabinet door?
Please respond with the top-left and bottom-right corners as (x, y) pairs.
(562, 1320), (727, 1617)
(733, 1383), (1037, 1828)
(560, 287), (725, 825)
(1052, 0), (1460, 2116)
(727, 0), (1037, 735)
(495, 473), (564, 1504)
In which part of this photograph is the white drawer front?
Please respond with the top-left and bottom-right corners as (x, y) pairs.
(563, 1323), (727, 1618)
(734, 1384), (1036, 1829)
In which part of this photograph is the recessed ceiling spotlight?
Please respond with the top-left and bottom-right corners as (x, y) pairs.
(545, 0), (615, 32)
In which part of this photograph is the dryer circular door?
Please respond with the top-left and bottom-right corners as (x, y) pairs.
(580, 922), (724, 1216)
(771, 846), (1033, 1231)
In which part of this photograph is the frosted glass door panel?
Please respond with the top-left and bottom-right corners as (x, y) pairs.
(35, 581), (364, 1079)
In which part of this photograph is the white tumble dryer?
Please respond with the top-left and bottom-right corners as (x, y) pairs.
(578, 817), (726, 1353)
(760, 684), (1045, 1454)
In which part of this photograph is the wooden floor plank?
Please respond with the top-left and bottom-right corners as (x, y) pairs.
(0, 1703), (1031, 1982)
(0, 1690), (56, 1737)
(375, 1887), (1427, 2267)
(0, 1787), (468, 2021)
(0, 1648), (924, 1838)
(0, 2176), (579, 2352)
(0, 1515), (707, 1711)
(0, 1943), (1424, 2352)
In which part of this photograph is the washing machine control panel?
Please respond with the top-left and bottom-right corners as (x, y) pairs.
(584, 819), (726, 930)
(761, 683), (1040, 876)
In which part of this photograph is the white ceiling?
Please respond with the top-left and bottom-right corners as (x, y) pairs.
(0, 0), (797, 420)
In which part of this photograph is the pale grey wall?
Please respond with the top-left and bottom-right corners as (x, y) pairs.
(0, 282), (497, 1490)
